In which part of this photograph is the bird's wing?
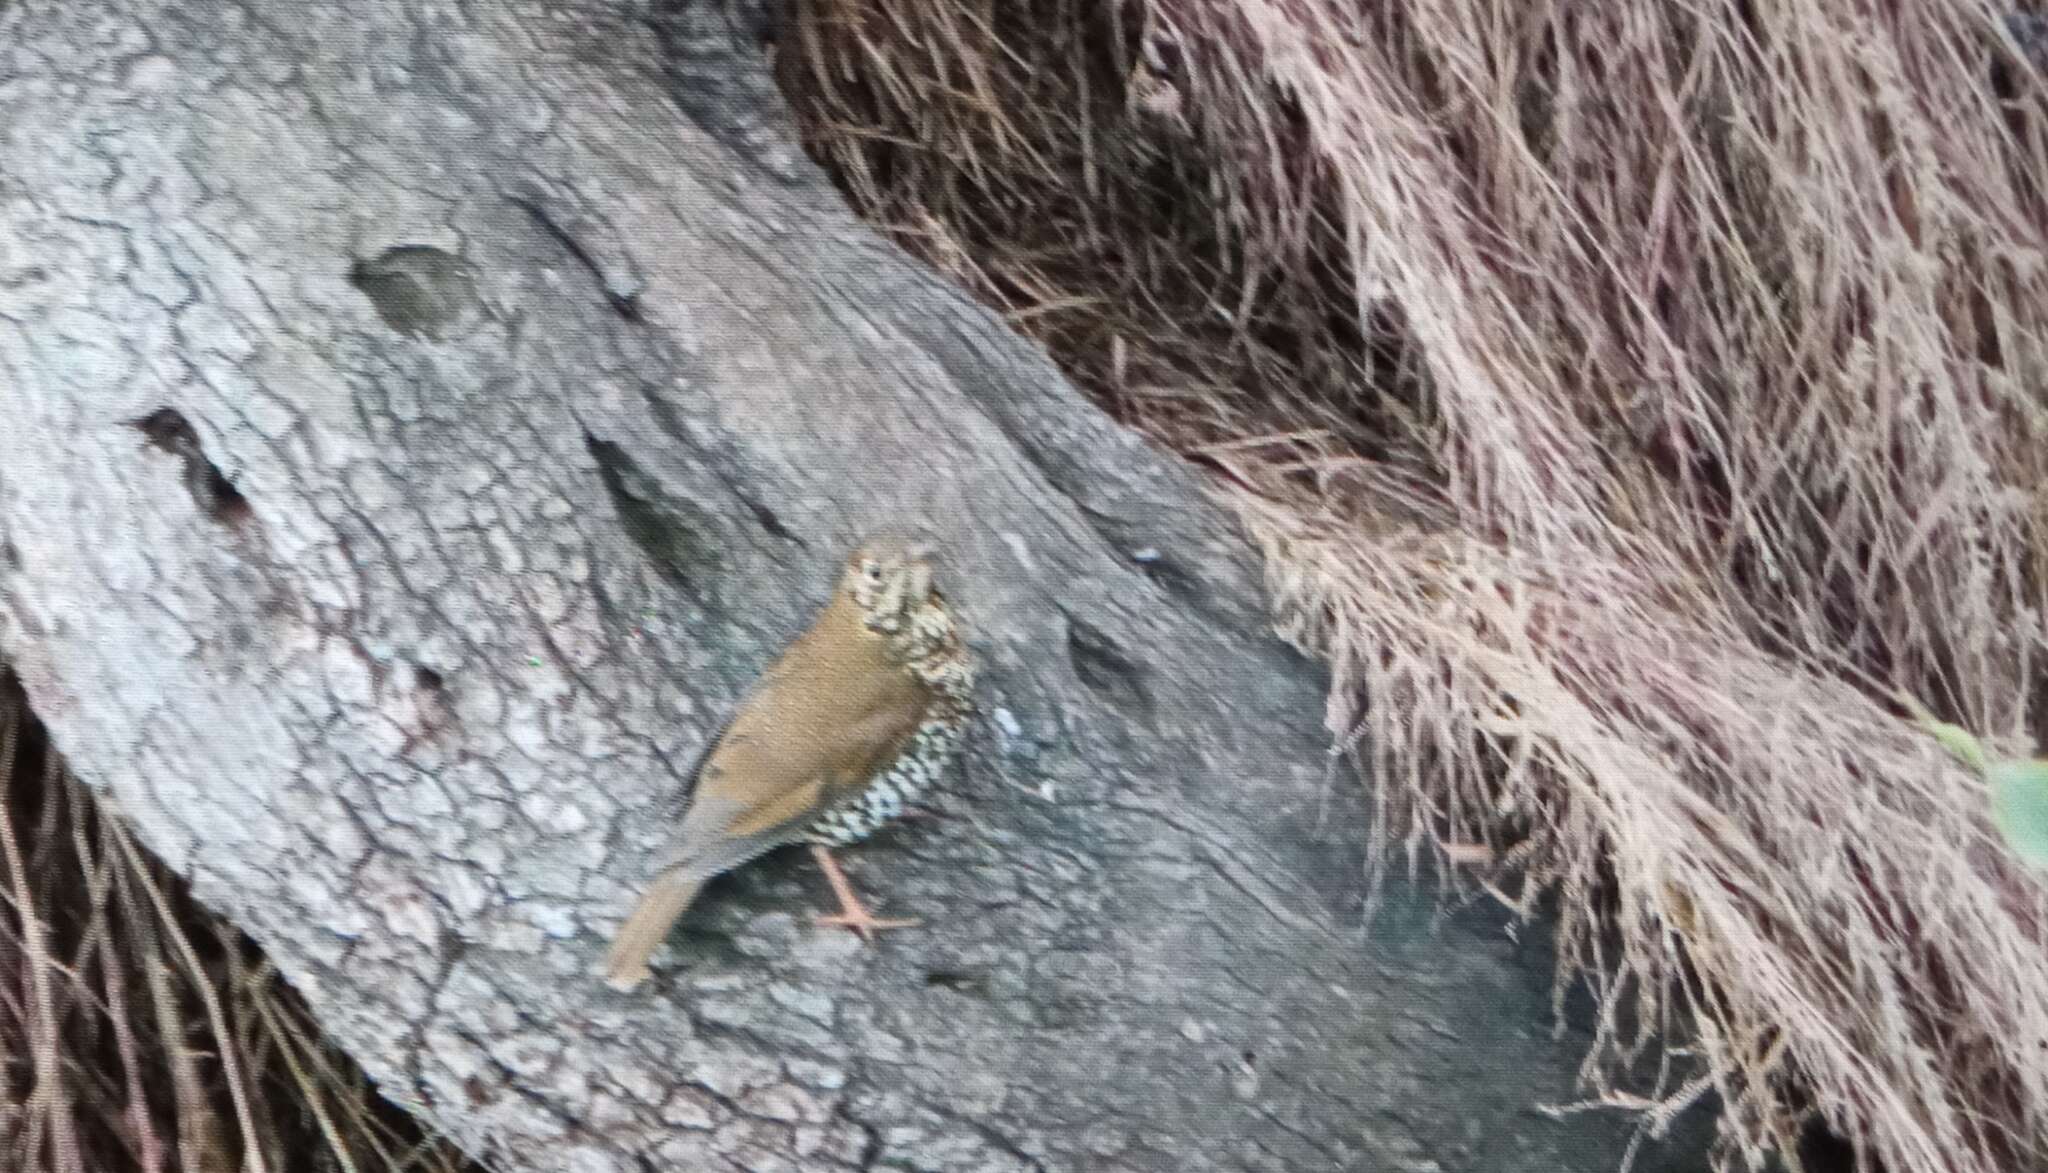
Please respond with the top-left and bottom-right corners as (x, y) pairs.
(652, 644), (931, 877)
(718, 702), (925, 838)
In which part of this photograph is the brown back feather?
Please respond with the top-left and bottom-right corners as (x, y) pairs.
(662, 587), (934, 872)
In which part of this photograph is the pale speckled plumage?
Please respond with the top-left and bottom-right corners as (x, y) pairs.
(604, 535), (975, 990)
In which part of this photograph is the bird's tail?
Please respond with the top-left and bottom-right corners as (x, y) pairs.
(603, 871), (705, 991)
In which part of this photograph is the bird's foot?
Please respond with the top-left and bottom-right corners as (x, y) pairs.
(810, 843), (920, 945)
(814, 907), (922, 944)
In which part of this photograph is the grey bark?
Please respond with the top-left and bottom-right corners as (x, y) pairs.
(0, 1), (1712, 1170)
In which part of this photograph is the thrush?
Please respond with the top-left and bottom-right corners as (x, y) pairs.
(603, 534), (977, 990)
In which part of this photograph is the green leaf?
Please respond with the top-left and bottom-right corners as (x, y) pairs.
(1987, 758), (2048, 867)
(1923, 720), (1990, 774)
(1894, 689), (1988, 773)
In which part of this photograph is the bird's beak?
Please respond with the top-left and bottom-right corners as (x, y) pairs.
(904, 538), (938, 564)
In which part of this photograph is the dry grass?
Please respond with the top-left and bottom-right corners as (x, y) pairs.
(0, 671), (483, 1173)
(774, 1), (2048, 1170)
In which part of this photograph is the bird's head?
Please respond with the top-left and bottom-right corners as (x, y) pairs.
(842, 533), (939, 630)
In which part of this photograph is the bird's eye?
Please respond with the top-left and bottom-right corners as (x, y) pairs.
(864, 563), (882, 581)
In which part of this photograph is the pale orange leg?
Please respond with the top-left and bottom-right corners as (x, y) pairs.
(809, 844), (920, 943)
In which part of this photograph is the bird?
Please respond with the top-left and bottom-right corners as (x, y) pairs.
(603, 533), (977, 991)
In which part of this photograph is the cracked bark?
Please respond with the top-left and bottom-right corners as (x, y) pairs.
(0, 1), (1713, 1170)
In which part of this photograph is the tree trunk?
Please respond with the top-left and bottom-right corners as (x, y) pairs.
(0, 1), (1709, 1169)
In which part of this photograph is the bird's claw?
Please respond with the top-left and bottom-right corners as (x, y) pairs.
(809, 842), (919, 944)
(813, 909), (922, 944)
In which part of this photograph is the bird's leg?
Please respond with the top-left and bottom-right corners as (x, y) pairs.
(809, 844), (920, 943)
